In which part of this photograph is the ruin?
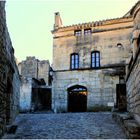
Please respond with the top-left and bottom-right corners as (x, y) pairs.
(18, 57), (52, 112)
(18, 56), (50, 85)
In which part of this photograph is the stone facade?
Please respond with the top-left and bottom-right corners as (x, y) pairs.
(0, 1), (20, 138)
(18, 57), (50, 86)
(52, 70), (120, 112)
(52, 11), (133, 112)
(126, 1), (140, 125)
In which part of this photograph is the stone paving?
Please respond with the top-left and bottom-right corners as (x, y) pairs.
(3, 112), (126, 139)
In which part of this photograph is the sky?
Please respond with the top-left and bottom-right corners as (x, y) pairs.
(5, 0), (138, 64)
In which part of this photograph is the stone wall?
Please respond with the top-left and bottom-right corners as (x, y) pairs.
(38, 60), (50, 86)
(126, 1), (140, 125)
(19, 57), (38, 79)
(0, 1), (20, 137)
(11, 67), (20, 124)
(126, 51), (140, 124)
(20, 77), (52, 112)
(20, 77), (32, 112)
(52, 70), (119, 112)
(18, 57), (50, 85)
(52, 12), (133, 112)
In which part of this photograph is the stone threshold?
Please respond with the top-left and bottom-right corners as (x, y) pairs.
(112, 112), (140, 139)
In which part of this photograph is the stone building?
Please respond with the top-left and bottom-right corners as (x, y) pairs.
(51, 8), (134, 112)
(18, 57), (52, 112)
(126, 1), (140, 125)
(0, 1), (20, 138)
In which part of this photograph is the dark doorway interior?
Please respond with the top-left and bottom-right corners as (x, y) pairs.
(32, 88), (51, 111)
(6, 79), (12, 124)
(116, 84), (126, 111)
(68, 85), (87, 112)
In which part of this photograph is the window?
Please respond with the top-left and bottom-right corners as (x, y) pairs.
(74, 30), (81, 36)
(91, 51), (100, 68)
(117, 43), (122, 47)
(84, 28), (91, 35)
(70, 53), (79, 69)
(119, 76), (125, 84)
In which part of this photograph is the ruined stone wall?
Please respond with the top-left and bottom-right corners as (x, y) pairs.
(19, 57), (50, 85)
(0, 1), (20, 137)
(52, 15), (133, 112)
(38, 60), (50, 86)
(19, 57), (38, 79)
(19, 77), (51, 112)
(126, 1), (140, 125)
(20, 77), (32, 112)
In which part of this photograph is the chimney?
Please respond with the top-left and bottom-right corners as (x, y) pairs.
(54, 12), (63, 29)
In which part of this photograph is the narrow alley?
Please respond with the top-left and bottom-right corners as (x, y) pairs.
(3, 112), (126, 139)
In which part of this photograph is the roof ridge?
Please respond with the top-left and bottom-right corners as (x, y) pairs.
(59, 16), (132, 29)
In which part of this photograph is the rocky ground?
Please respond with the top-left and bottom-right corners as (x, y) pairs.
(3, 112), (126, 139)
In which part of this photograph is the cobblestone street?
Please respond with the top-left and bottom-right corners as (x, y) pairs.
(3, 112), (126, 139)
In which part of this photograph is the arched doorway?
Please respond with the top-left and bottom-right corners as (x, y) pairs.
(67, 85), (87, 112)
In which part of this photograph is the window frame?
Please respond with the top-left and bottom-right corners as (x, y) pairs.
(74, 30), (82, 37)
(91, 51), (100, 68)
(70, 53), (79, 70)
(84, 28), (91, 35)
(117, 43), (123, 48)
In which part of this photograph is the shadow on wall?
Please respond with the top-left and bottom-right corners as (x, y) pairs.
(31, 88), (52, 112)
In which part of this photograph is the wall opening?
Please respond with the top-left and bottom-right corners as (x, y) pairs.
(6, 79), (13, 124)
(116, 84), (126, 111)
(67, 85), (87, 112)
(31, 88), (51, 111)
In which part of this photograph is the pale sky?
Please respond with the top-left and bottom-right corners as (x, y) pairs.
(5, 0), (138, 64)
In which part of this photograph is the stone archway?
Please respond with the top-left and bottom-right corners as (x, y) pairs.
(67, 85), (87, 112)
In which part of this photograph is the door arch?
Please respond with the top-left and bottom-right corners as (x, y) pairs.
(67, 85), (87, 112)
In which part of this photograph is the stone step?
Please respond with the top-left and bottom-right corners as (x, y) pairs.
(112, 112), (140, 139)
